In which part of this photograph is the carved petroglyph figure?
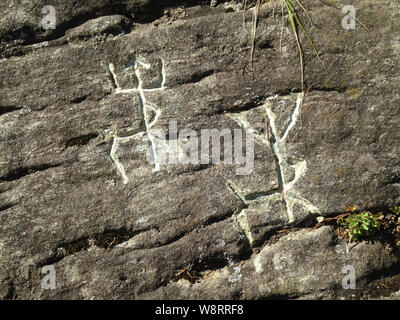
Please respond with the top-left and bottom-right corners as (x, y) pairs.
(106, 55), (165, 183)
(228, 93), (319, 228)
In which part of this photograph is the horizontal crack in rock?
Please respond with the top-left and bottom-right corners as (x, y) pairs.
(37, 226), (153, 267)
(0, 106), (24, 117)
(0, 164), (60, 183)
(0, 202), (17, 212)
(65, 133), (98, 148)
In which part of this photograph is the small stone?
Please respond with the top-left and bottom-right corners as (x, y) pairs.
(316, 216), (325, 223)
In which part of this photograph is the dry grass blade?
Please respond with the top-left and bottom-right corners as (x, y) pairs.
(250, 0), (261, 68)
(284, 0), (305, 91)
(318, 0), (371, 32)
(247, 0), (370, 89)
(248, 0), (328, 91)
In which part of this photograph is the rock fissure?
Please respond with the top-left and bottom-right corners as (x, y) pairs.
(37, 225), (155, 267)
(0, 202), (17, 212)
(0, 105), (24, 117)
(0, 164), (60, 183)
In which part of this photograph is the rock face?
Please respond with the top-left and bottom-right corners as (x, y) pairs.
(0, 0), (399, 299)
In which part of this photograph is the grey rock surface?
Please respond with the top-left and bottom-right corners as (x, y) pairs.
(141, 226), (394, 299)
(0, 0), (399, 299)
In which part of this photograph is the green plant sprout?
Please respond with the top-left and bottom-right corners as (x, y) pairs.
(338, 211), (381, 241)
(390, 206), (400, 216)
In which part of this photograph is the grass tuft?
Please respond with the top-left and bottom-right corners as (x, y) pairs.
(338, 211), (382, 241)
(248, 0), (325, 91)
(247, 0), (369, 91)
